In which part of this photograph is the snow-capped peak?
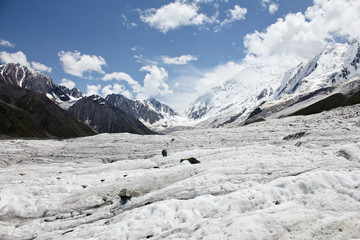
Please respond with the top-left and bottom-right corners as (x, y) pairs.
(185, 39), (360, 128)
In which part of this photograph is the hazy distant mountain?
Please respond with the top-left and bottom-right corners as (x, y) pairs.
(106, 94), (177, 125)
(185, 39), (360, 127)
(68, 95), (155, 135)
(0, 84), (95, 138)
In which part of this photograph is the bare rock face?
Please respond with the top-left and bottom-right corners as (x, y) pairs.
(0, 63), (76, 101)
(68, 95), (155, 135)
(105, 94), (177, 125)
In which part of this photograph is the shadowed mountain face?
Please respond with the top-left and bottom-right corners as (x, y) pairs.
(68, 95), (155, 135)
(0, 84), (96, 138)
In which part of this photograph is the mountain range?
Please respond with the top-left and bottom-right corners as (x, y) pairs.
(185, 39), (360, 127)
(1, 39), (360, 138)
(0, 63), (176, 137)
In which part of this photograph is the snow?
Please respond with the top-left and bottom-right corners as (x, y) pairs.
(185, 40), (360, 128)
(1, 104), (360, 239)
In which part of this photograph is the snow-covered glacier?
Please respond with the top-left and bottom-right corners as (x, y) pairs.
(1, 104), (360, 239)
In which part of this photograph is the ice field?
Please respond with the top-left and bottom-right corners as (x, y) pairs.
(1, 105), (360, 239)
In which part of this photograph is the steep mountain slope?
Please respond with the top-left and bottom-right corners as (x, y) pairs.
(185, 39), (360, 128)
(276, 39), (360, 98)
(0, 63), (81, 102)
(0, 84), (96, 138)
(184, 63), (282, 127)
(68, 95), (155, 135)
(105, 94), (177, 125)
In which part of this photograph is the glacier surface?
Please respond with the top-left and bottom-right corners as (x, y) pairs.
(1, 105), (360, 239)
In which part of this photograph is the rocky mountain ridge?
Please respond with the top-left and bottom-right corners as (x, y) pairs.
(68, 95), (155, 135)
(106, 94), (177, 125)
(0, 63), (81, 101)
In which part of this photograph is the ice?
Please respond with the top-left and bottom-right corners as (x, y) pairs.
(1, 105), (360, 239)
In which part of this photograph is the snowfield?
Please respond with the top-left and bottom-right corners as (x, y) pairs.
(1, 105), (360, 240)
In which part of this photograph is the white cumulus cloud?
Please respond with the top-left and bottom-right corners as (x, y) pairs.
(137, 65), (172, 99)
(0, 51), (29, 67)
(58, 51), (106, 77)
(30, 61), (52, 73)
(216, 5), (247, 31)
(140, 1), (215, 33)
(101, 83), (132, 99)
(102, 72), (142, 93)
(86, 84), (102, 96)
(0, 51), (52, 72)
(244, 0), (360, 69)
(0, 39), (15, 48)
(59, 78), (76, 89)
(162, 54), (198, 65)
(268, 3), (279, 14)
(261, 0), (279, 14)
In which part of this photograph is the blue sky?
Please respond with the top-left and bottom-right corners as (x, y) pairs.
(1, 0), (359, 111)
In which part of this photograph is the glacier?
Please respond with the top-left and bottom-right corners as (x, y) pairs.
(1, 104), (360, 239)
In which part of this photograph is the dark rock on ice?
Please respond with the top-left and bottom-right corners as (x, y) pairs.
(162, 149), (168, 157)
(180, 157), (201, 164)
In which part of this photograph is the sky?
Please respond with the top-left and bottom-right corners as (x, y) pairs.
(1, 0), (360, 111)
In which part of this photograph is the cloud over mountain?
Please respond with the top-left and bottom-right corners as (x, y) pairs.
(0, 51), (52, 73)
(58, 51), (106, 77)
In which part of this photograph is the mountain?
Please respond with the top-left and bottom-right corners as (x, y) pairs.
(105, 94), (177, 125)
(0, 84), (96, 138)
(276, 39), (360, 98)
(68, 95), (155, 135)
(184, 63), (282, 127)
(0, 63), (81, 102)
(185, 39), (360, 127)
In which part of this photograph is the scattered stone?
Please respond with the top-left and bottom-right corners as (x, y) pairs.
(283, 131), (306, 141)
(180, 157), (201, 164)
(336, 149), (351, 160)
(162, 149), (168, 157)
(62, 229), (74, 235)
(118, 189), (139, 205)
